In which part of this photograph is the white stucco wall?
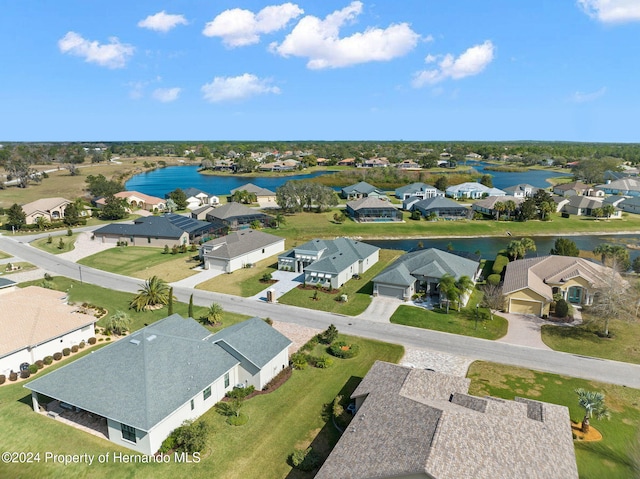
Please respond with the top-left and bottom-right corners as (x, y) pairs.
(360, 250), (379, 274)
(256, 348), (289, 390)
(209, 240), (285, 273)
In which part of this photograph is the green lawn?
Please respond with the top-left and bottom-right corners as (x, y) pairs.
(31, 233), (79, 254)
(0, 250), (10, 259)
(542, 316), (640, 364)
(196, 256), (280, 297)
(78, 246), (200, 282)
(2, 261), (37, 275)
(277, 249), (402, 316)
(467, 361), (640, 479)
(0, 332), (403, 479)
(390, 289), (508, 340)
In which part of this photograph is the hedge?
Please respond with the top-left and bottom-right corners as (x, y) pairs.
(487, 274), (502, 286)
(88, 337), (97, 345)
(329, 341), (360, 359)
(28, 364), (38, 374)
(53, 352), (62, 361)
(62, 348), (71, 357)
(43, 356), (53, 365)
(492, 254), (510, 275)
(71, 345), (79, 353)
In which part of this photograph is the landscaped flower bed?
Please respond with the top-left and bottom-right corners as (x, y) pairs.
(329, 341), (360, 359)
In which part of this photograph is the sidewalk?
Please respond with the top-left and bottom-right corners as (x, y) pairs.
(249, 270), (304, 302)
(169, 267), (224, 288)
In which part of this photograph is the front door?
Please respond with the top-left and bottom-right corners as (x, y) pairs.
(567, 286), (583, 304)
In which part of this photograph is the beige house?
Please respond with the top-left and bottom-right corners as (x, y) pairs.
(22, 197), (72, 224)
(0, 286), (95, 376)
(95, 191), (166, 212)
(502, 255), (620, 316)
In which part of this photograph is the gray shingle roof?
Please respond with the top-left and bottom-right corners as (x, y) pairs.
(413, 196), (468, 211)
(346, 196), (396, 211)
(201, 229), (283, 260)
(301, 238), (379, 275)
(230, 183), (276, 197)
(0, 278), (16, 289)
(316, 361), (578, 479)
(207, 202), (270, 220)
(182, 187), (210, 198)
(341, 181), (380, 196)
(93, 216), (186, 239)
(395, 182), (438, 198)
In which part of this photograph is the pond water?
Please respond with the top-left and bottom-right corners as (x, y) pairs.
(367, 234), (640, 261)
(464, 161), (571, 190)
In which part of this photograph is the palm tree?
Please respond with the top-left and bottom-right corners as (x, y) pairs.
(438, 274), (458, 314)
(593, 244), (614, 264)
(455, 275), (474, 311)
(504, 200), (517, 220)
(129, 276), (171, 312)
(207, 302), (224, 325)
(602, 204), (616, 219)
(575, 388), (611, 433)
(493, 201), (505, 221)
(35, 216), (49, 231)
(520, 237), (537, 256)
(506, 240), (525, 261)
(274, 213), (286, 228)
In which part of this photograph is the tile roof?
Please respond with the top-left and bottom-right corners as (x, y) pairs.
(316, 361), (578, 479)
(230, 183), (276, 197)
(597, 177), (640, 192)
(201, 229), (284, 260)
(115, 191), (165, 205)
(21, 197), (71, 216)
(1, 286), (95, 358)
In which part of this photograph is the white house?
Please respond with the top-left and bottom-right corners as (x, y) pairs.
(0, 286), (95, 377)
(200, 229), (285, 272)
(446, 182), (506, 199)
(183, 187), (219, 210)
(26, 315), (291, 455)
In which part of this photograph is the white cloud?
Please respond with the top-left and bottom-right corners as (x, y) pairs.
(201, 74), (281, 102)
(270, 1), (420, 69)
(571, 87), (607, 103)
(203, 3), (303, 47)
(412, 40), (495, 87)
(138, 11), (188, 33)
(152, 87), (182, 102)
(577, 0), (640, 23)
(58, 31), (134, 68)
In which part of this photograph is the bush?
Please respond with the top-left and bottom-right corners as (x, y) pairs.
(62, 348), (71, 357)
(88, 337), (97, 345)
(329, 341), (360, 359)
(226, 385), (255, 399)
(71, 345), (78, 353)
(28, 364), (38, 374)
(35, 360), (44, 369)
(555, 299), (569, 318)
(487, 274), (501, 286)
(261, 272), (272, 282)
(492, 254), (510, 275)
(161, 420), (209, 454)
(227, 414), (249, 426)
(311, 355), (333, 369)
(263, 317), (273, 326)
(290, 447), (319, 472)
(158, 434), (176, 454)
(53, 352), (62, 361)
(290, 352), (308, 370)
(319, 324), (339, 344)
(0, 375), (5, 385)
(43, 356), (53, 365)
(78, 341), (85, 349)
(20, 370), (30, 379)
(9, 371), (18, 381)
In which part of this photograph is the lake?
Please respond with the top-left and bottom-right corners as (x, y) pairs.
(464, 161), (571, 190)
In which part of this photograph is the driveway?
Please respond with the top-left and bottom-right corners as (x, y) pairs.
(355, 296), (404, 323)
(249, 270), (303, 302)
(169, 267), (225, 289)
(497, 312), (553, 350)
(58, 231), (116, 262)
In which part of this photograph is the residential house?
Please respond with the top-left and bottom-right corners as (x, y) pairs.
(472, 196), (524, 218)
(258, 159), (299, 172)
(340, 181), (387, 200)
(596, 177), (640, 197)
(26, 316), (291, 455)
(95, 191), (166, 212)
(465, 152), (482, 160)
(338, 158), (356, 167)
(561, 196), (620, 217)
(182, 187), (219, 210)
(229, 183), (277, 203)
(446, 182), (506, 200)
(362, 158), (389, 168)
(410, 197), (470, 219)
(373, 248), (480, 302)
(608, 196), (640, 214)
(206, 202), (275, 230)
(551, 195), (570, 212)
(502, 255), (621, 316)
(22, 197), (72, 225)
(346, 197), (403, 222)
(190, 205), (217, 221)
(395, 182), (444, 201)
(503, 183), (539, 198)
(1, 286), (95, 377)
(278, 238), (379, 289)
(603, 168), (639, 182)
(199, 229), (285, 272)
(396, 159), (421, 170)
(552, 181), (603, 197)
(316, 361), (578, 479)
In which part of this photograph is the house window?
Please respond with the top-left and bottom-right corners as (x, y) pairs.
(203, 386), (212, 400)
(190, 399), (194, 410)
(262, 248), (265, 254)
(121, 424), (137, 443)
(147, 237), (151, 244)
(224, 372), (230, 388)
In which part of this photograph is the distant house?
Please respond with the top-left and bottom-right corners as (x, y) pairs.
(95, 191), (166, 212)
(596, 177), (640, 197)
(338, 158), (356, 167)
(346, 197), (403, 222)
(446, 182), (506, 199)
(199, 229), (285, 272)
(93, 214), (223, 246)
(503, 183), (539, 198)
(410, 197), (470, 219)
(472, 196), (524, 218)
(340, 181), (387, 200)
(362, 158), (390, 168)
(190, 205), (217, 221)
(395, 182), (444, 201)
(229, 183), (276, 203)
(22, 197), (72, 225)
(182, 188), (219, 210)
(396, 159), (421, 170)
(607, 196), (640, 214)
(206, 202), (275, 230)
(561, 196), (620, 217)
(258, 159), (299, 171)
(278, 238), (379, 289)
(503, 256), (622, 316)
(316, 361), (578, 479)
(373, 248), (480, 302)
(26, 316), (291, 455)
(552, 181), (603, 197)
(1, 286), (95, 377)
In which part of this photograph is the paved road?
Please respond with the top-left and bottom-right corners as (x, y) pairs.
(2, 234), (640, 389)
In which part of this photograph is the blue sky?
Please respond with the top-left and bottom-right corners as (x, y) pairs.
(1, 1), (639, 142)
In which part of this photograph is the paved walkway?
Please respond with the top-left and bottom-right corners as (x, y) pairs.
(249, 270), (304, 302)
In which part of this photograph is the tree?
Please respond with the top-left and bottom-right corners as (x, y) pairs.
(168, 287), (174, 315)
(633, 256), (640, 274)
(319, 324), (339, 344)
(188, 294), (194, 318)
(129, 276), (171, 312)
(519, 197), (537, 220)
(434, 176), (448, 192)
(168, 188), (188, 210)
(172, 420), (209, 453)
(479, 174), (493, 188)
(602, 204), (616, 219)
(35, 216), (49, 231)
(506, 237), (536, 260)
(100, 195), (128, 220)
(493, 201), (505, 221)
(333, 212), (346, 223)
(439, 274), (458, 314)
(104, 310), (132, 336)
(480, 283), (504, 320)
(503, 200), (517, 220)
(6, 203), (26, 230)
(206, 302), (224, 325)
(231, 190), (256, 204)
(274, 213), (286, 228)
(63, 202), (81, 226)
(85, 174), (122, 197)
(593, 244), (630, 271)
(455, 275), (474, 311)
(550, 238), (580, 257)
(575, 388), (611, 433)
(591, 207), (604, 219)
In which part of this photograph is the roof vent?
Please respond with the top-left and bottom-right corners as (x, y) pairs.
(130, 339), (141, 345)
(146, 335), (157, 342)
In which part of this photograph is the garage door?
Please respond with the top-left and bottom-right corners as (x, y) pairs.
(509, 299), (541, 315)
(206, 258), (227, 272)
(376, 285), (405, 299)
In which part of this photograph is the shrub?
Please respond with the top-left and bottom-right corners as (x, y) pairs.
(158, 434), (176, 454)
(35, 360), (44, 369)
(28, 364), (38, 374)
(555, 299), (569, 318)
(62, 348), (71, 357)
(162, 420), (209, 454)
(319, 324), (339, 344)
(163, 245), (170, 254)
(67, 228), (73, 237)
(44, 272), (53, 281)
(88, 337), (97, 345)
(20, 370), (30, 379)
(312, 355), (333, 369)
(487, 274), (501, 286)
(290, 352), (308, 370)
(263, 317), (273, 326)
(226, 385), (255, 399)
(9, 371), (18, 381)
(71, 345), (78, 353)
(0, 375), (5, 385)
(47, 234), (53, 244)
(43, 356), (53, 365)
(79, 341), (85, 349)
(329, 341), (360, 359)
(227, 414), (249, 426)
(263, 366), (292, 392)
(290, 447), (319, 472)
(492, 254), (510, 275)
(53, 352), (62, 361)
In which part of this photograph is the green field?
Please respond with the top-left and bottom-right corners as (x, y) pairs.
(468, 361), (640, 479)
(31, 233), (79, 254)
(196, 256), (280, 297)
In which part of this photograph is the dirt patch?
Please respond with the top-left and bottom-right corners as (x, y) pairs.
(571, 422), (602, 441)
